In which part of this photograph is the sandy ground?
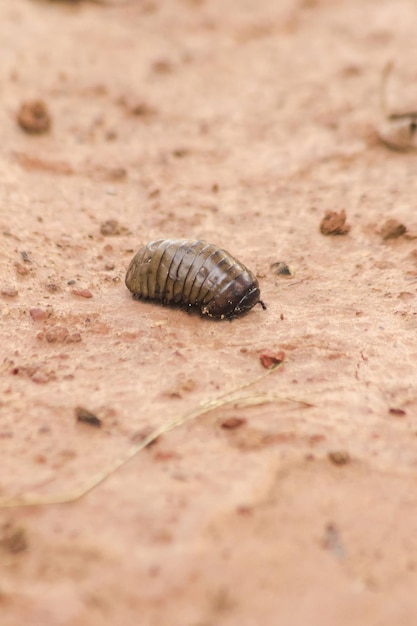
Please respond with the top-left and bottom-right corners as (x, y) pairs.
(2, 0), (417, 624)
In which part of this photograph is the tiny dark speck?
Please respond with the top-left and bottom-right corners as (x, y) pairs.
(322, 522), (344, 559)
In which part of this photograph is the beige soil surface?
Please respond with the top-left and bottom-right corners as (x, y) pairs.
(2, 1), (417, 624)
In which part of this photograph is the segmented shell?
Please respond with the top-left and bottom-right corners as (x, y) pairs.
(125, 239), (264, 319)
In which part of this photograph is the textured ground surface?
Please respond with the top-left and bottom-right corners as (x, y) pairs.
(1, 1), (417, 624)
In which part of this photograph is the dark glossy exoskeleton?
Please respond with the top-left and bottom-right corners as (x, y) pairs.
(125, 239), (266, 319)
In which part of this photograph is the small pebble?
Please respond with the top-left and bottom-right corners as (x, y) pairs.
(328, 450), (351, 465)
(380, 219), (407, 240)
(259, 350), (285, 370)
(15, 262), (30, 277)
(71, 288), (92, 298)
(1, 287), (18, 298)
(75, 406), (102, 428)
(0, 522), (28, 554)
(320, 209), (350, 236)
(20, 251), (31, 263)
(100, 219), (125, 236)
(17, 100), (51, 135)
(129, 102), (157, 117)
(389, 407), (406, 417)
(271, 261), (294, 277)
(46, 283), (60, 293)
(44, 326), (69, 343)
(29, 308), (49, 322)
(220, 417), (247, 429)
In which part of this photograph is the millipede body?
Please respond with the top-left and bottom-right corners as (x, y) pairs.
(125, 239), (265, 319)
